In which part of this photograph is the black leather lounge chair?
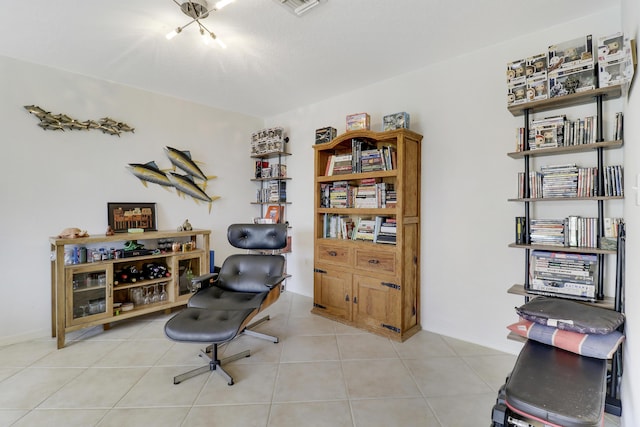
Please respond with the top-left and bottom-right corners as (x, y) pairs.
(164, 223), (288, 385)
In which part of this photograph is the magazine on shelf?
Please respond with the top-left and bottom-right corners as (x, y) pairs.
(528, 250), (598, 301)
(354, 218), (375, 241)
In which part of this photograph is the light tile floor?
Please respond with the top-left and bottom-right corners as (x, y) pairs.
(0, 293), (621, 427)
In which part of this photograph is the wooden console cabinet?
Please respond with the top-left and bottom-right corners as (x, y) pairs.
(50, 229), (210, 348)
(312, 129), (422, 341)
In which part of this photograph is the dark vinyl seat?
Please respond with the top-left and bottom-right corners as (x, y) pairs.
(165, 223), (288, 385)
(505, 340), (606, 427)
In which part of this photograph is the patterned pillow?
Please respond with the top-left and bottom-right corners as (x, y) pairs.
(508, 319), (624, 359)
(515, 297), (624, 334)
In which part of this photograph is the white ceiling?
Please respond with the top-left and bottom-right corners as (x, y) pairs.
(0, 0), (618, 118)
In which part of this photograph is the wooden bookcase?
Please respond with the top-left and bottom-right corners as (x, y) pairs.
(50, 229), (210, 348)
(311, 129), (422, 342)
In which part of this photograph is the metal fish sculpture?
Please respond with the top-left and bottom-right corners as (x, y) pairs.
(127, 161), (173, 188)
(164, 146), (216, 182)
(167, 172), (220, 213)
(23, 105), (134, 137)
(24, 105), (50, 119)
(167, 172), (217, 202)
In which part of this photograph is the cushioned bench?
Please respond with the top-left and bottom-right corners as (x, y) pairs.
(493, 339), (607, 427)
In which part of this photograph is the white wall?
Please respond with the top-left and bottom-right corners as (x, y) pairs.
(620, 1), (639, 426)
(0, 56), (263, 343)
(269, 6), (639, 425)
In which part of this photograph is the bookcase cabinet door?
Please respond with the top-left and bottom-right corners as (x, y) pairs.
(313, 267), (352, 321)
(353, 274), (401, 338)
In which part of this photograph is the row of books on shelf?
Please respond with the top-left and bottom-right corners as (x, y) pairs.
(321, 180), (396, 209)
(517, 164), (623, 198)
(528, 250), (598, 301)
(256, 181), (287, 203)
(325, 138), (396, 176)
(514, 112), (624, 152)
(515, 216), (622, 249)
(254, 161), (287, 179)
(323, 214), (397, 244)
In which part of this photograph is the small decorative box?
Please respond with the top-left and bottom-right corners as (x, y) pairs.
(315, 126), (337, 144)
(251, 127), (286, 155)
(346, 113), (370, 131)
(383, 112), (410, 131)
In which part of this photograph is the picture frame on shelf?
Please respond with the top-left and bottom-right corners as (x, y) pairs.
(264, 205), (284, 223)
(107, 202), (157, 233)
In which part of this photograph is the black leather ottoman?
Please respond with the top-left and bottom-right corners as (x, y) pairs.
(165, 307), (256, 385)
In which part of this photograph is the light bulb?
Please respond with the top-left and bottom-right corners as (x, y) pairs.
(216, 38), (227, 49)
(166, 27), (181, 40)
(201, 29), (211, 45)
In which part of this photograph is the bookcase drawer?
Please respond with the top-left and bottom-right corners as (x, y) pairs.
(316, 243), (353, 267)
(354, 249), (396, 274)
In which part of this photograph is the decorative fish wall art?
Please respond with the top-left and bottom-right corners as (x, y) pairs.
(24, 105), (134, 136)
(127, 147), (220, 212)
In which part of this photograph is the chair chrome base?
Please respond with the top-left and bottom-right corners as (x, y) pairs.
(173, 344), (250, 385)
(203, 314), (279, 356)
(243, 315), (279, 343)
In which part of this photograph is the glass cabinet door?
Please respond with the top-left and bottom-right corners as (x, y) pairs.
(176, 255), (202, 297)
(66, 264), (112, 326)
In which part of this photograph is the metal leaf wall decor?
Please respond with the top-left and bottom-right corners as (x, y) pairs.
(24, 105), (135, 137)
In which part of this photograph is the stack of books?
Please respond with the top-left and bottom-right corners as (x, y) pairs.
(384, 184), (397, 208)
(529, 250), (598, 301)
(354, 178), (379, 208)
(360, 149), (386, 172)
(323, 214), (354, 239)
(529, 219), (565, 246)
(268, 180), (286, 203)
(518, 171), (543, 198)
(603, 165), (624, 197)
(564, 216), (598, 248)
(354, 218), (376, 241)
(374, 216), (397, 244)
(325, 153), (353, 175)
(541, 164), (578, 198)
(327, 181), (352, 208)
(353, 179), (392, 208)
(576, 167), (597, 197)
(325, 140), (397, 176)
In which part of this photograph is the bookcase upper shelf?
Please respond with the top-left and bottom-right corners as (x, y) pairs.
(507, 140), (623, 159)
(507, 284), (615, 310)
(251, 151), (291, 159)
(312, 129), (423, 153)
(508, 242), (616, 255)
(507, 85), (623, 116)
(508, 195), (624, 202)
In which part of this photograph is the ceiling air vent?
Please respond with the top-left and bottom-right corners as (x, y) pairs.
(275, 0), (325, 16)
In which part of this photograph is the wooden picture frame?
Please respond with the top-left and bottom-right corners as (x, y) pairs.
(107, 202), (157, 233)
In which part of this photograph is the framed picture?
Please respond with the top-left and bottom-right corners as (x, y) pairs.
(264, 205), (284, 223)
(107, 202), (157, 233)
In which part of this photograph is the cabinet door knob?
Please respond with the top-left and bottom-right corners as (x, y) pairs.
(345, 294), (350, 302)
(368, 259), (379, 264)
(328, 251), (337, 256)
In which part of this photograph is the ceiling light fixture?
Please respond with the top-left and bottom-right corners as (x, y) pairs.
(165, 0), (233, 48)
(275, 0), (325, 16)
